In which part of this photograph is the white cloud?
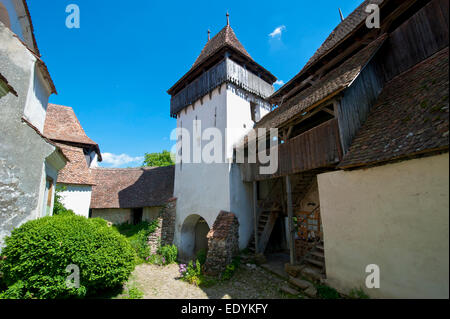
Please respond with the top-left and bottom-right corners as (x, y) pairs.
(269, 25), (286, 38)
(101, 153), (144, 168)
(274, 80), (285, 86)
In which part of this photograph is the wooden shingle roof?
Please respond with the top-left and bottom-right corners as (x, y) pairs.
(167, 23), (276, 96)
(271, 0), (385, 101)
(339, 47), (449, 169)
(192, 25), (252, 69)
(256, 34), (387, 129)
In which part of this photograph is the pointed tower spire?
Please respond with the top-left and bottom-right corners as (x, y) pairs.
(226, 12), (230, 26)
(338, 8), (344, 22)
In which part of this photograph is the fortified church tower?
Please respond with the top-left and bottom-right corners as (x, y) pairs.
(167, 14), (276, 260)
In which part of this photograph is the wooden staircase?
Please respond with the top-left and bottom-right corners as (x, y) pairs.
(248, 210), (279, 254)
(300, 240), (326, 281)
(247, 172), (318, 255)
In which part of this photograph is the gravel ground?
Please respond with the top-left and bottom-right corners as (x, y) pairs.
(119, 263), (296, 299)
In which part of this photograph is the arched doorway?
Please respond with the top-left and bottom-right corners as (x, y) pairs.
(179, 214), (210, 262)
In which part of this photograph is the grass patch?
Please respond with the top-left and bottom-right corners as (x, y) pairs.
(316, 285), (340, 299)
(349, 287), (370, 299)
(113, 221), (159, 263)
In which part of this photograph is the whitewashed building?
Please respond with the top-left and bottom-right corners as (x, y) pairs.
(44, 104), (102, 217)
(43, 103), (102, 217)
(167, 17), (277, 261)
(0, 0), (67, 247)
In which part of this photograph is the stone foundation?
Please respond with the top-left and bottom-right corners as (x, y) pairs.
(147, 198), (176, 254)
(204, 211), (239, 276)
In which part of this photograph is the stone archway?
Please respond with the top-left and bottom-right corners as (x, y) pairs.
(179, 214), (210, 262)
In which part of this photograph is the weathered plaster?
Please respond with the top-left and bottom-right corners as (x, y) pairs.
(0, 22), (58, 248)
(317, 153), (449, 298)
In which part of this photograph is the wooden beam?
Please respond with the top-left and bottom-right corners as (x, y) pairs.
(285, 175), (296, 265)
(253, 181), (259, 254)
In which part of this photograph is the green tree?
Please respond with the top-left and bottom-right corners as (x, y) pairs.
(143, 150), (174, 167)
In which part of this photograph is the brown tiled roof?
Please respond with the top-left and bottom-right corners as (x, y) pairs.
(44, 104), (97, 145)
(167, 24), (276, 95)
(90, 166), (175, 209)
(256, 34), (387, 129)
(54, 143), (95, 185)
(339, 47), (449, 169)
(272, 0), (385, 100)
(192, 25), (251, 69)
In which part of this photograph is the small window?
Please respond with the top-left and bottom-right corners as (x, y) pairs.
(250, 102), (257, 122)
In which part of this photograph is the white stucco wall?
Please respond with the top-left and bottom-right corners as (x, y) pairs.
(173, 82), (266, 259)
(143, 206), (162, 222)
(317, 153), (449, 299)
(91, 208), (132, 225)
(173, 83), (230, 257)
(59, 185), (92, 218)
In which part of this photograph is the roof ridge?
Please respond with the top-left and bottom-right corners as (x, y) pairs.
(48, 103), (73, 109)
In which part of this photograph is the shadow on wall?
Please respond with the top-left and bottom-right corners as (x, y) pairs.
(117, 166), (174, 209)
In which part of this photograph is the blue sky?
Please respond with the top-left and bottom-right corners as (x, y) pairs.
(28, 0), (362, 167)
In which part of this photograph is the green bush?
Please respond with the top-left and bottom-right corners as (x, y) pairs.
(0, 214), (135, 299)
(158, 245), (178, 264)
(114, 220), (159, 261)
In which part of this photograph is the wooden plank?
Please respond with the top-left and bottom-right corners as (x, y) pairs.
(253, 181), (259, 254)
(285, 175), (296, 265)
(258, 212), (278, 253)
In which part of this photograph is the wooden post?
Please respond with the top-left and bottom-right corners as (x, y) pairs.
(285, 175), (295, 264)
(253, 181), (259, 254)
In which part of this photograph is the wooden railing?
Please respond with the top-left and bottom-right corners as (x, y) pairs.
(240, 119), (343, 181)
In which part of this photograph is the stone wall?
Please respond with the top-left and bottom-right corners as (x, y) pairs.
(204, 211), (239, 277)
(147, 198), (177, 254)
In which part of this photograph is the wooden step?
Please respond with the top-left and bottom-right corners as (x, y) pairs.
(316, 244), (324, 251)
(305, 258), (325, 268)
(310, 251), (324, 259)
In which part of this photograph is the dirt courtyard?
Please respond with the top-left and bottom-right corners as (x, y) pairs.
(120, 263), (296, 299)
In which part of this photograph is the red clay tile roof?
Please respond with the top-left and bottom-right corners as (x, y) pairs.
(256, 34), (387, 129)
(272, 0), (385, 100)
(90, 166), (175, 209)
(54, 142), (95, 185)
(44, 104), (97, 145)
(339, 46), (449, 169)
